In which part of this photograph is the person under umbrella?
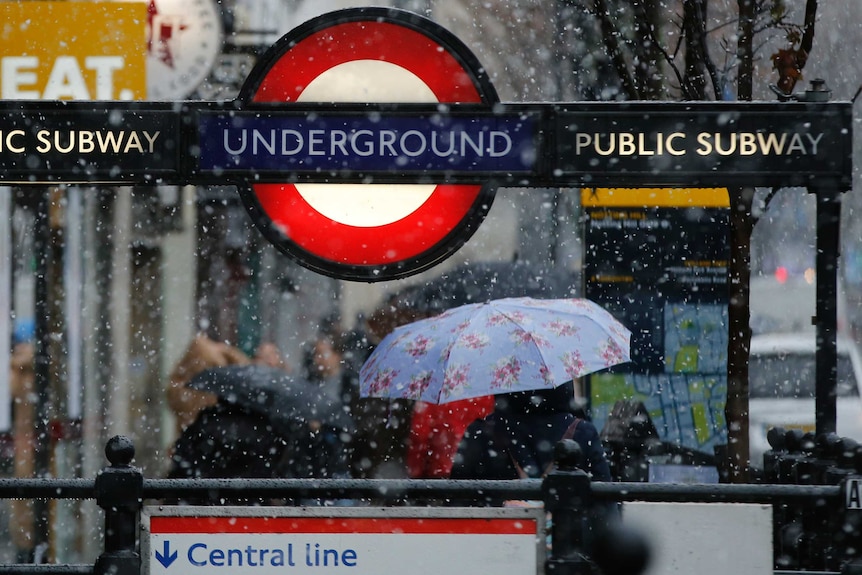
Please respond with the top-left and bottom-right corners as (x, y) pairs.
(450, 382), (612, 482)
(450, 382), (616, 555)
(406, 396), (494, 479)
(166, 353), (354, 505)
(361, 296), (631, 482)
(166, 334), (289, 434)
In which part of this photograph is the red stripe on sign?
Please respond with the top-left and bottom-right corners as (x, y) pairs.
(253, 183), (482, 266)
(150, 516), (536, 535)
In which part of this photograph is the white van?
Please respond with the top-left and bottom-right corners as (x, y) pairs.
(748, 331), (862, 467)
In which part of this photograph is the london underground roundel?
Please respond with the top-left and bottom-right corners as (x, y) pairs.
(236, 8), (499, 282)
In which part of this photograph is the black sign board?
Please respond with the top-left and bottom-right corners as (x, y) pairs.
(555, 103), (850, 188)
(0, 102), (180, 184)
(0, 101), (852, 188)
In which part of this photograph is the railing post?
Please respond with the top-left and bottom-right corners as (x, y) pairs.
(94, 435), (143, 575)
(543, 439), (594, 575)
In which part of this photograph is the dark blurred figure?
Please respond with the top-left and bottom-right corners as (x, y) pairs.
(349, 304), (419, 479)
(599, 399), (661, 482)
(450, 382), (612, 481)
(278, 318), (355, 479)
(166, 401), (290, 504)
(8, 322), (39, 561)
(166, 334), (288, 434)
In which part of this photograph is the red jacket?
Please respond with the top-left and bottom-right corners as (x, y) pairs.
(406, 396), (494, 478)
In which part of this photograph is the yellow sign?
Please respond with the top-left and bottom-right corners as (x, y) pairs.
(0, 1), (146, 100)
(581, 187), (730, 208)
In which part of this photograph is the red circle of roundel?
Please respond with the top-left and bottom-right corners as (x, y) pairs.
(242, 12), (497, 280)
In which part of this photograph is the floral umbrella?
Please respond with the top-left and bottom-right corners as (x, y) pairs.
(359, 297), (632, 404)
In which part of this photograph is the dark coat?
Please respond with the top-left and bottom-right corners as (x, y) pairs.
(166, 402), (290, 504)
(450, 387), (612, 481)
(168, 403), (288, 480)
(450, 412), (611, 481)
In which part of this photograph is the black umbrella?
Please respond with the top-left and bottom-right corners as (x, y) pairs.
(187, 364), (354, 437)
(167, 402), (289, 486)
(409, 260), (580, 314)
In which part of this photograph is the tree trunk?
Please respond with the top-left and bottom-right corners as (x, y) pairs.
(722, 0), (756, 484)
(736, 0), (754, 101)
(726, 187), (754, 483)
(682, 0), (708, 99)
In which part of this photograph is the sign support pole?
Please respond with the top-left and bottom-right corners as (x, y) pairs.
(813, 184), (843, 436)
(32, 187), (52, 559)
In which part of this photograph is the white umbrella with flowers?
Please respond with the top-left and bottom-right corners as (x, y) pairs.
(359, 296), (632, 404)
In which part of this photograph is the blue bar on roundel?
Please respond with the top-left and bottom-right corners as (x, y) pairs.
(197, 112), (537, 175)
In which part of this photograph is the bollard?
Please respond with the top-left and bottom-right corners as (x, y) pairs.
(800, 433), (840, 569)
(774, 429), (810, 569)
(543, 439), (594, 575)
(763, 426), (788, 482)
(824, 438), (859, 570)
(94, 436), (143, 575)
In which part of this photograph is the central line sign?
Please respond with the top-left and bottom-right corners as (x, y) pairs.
(142, 506), (545, 575)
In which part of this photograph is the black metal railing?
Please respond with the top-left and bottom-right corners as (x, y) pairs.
(1, 434), (861, 575)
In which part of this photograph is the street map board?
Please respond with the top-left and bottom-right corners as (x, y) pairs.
(583, 188), (730, 455)
(142, 506), (545, 575)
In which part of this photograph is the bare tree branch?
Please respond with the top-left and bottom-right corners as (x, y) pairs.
(591, 0), (640, 99)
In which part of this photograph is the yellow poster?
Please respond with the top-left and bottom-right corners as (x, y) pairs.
(0, 1), (147, 100)
(582, 187), (730, 208)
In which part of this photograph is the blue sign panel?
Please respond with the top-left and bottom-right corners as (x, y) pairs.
(196, 111), (537, 176)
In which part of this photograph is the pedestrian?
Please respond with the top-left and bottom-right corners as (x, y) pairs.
(450, 382), (612, 481)
(166, 334), (289, 433)
(7, 321), (39, 562)
(450, 383), (614, 554)
(406, 396), (494, 479)
(164, 334), (294, 501)
(277, 319), (355, 480)
(165, 400), (291, 504)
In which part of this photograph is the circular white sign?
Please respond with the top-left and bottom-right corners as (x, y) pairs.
(146, 0), (223, 100)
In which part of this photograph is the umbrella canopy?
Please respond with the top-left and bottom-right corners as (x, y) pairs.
(167, 403), (289, 484)
(360, 296), (632, 404)
(187, 364), (354, 437)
